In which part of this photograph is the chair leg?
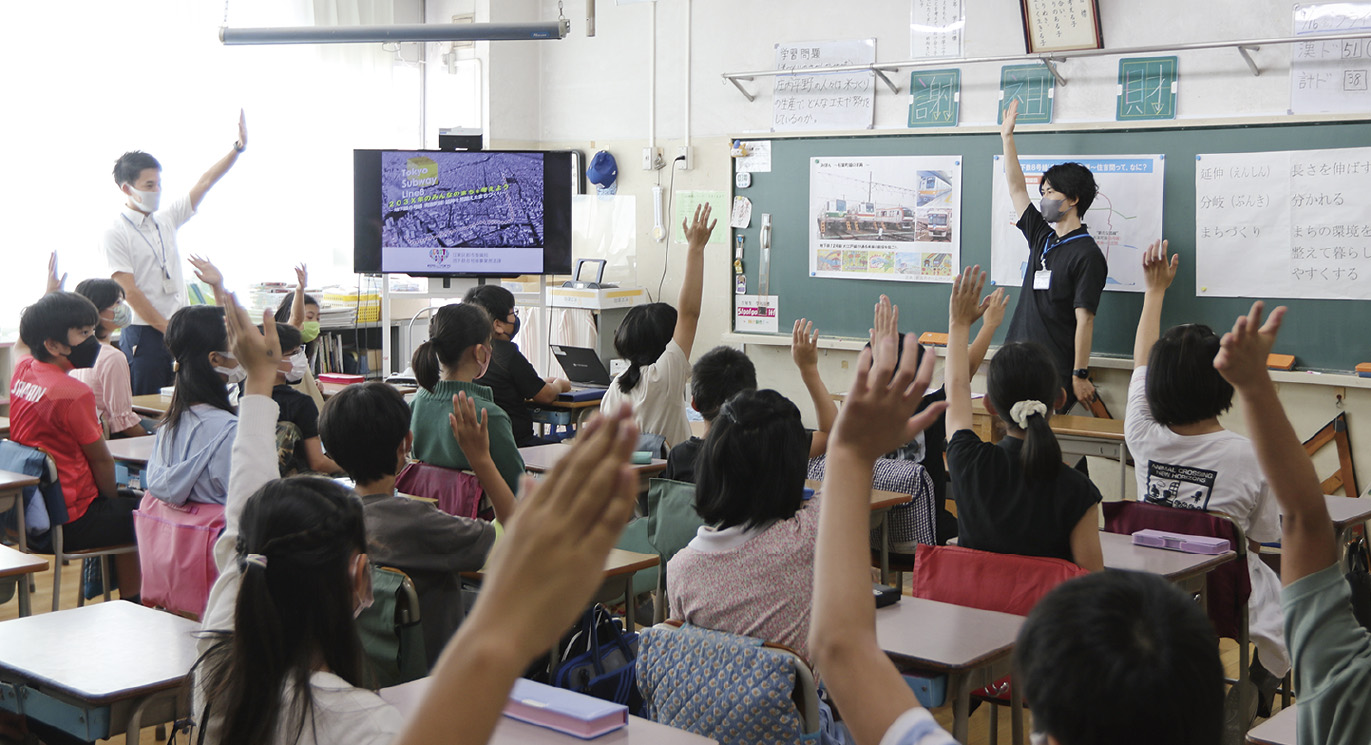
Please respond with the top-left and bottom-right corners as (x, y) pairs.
(1281, 670), (1292, 709)
(101, 556), (112, 602)
(52, 560), (61, 613)
(988, 700), (998, 744)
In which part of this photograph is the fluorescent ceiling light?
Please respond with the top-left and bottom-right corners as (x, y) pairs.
(220, 21), (569, 45)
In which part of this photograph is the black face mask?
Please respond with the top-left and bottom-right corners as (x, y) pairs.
(66, 335), (101, 369)
(506, 314), (521, 341)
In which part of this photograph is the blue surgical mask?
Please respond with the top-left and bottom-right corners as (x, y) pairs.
(109, 303), (132, 329)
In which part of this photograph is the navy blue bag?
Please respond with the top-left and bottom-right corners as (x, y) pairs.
(552, 604), (644, 715)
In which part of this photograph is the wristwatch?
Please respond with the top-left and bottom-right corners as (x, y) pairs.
(233, 140), (245, 153)
(1072, 368), (1090, 379)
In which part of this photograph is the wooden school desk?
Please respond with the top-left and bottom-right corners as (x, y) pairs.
(381, 677), (718, 744)
(319, 381), (418, 399)
(0, 544), (48, 618)
(0, 602), (198, 742)
(1099, 531), (1236, 598)
(876, 597), (1026, 745)
(130, 394), (169, 418)
(107, 436), (155, 468)
(805, 479), (913, 585)
(465, 548), (659, 632)
(1050, 414), (1129, 496)
(1246, 705), (1296, 745)
(519, 443), (668, 479)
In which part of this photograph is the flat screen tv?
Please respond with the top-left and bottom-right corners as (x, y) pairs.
(354, 149), (573, 276)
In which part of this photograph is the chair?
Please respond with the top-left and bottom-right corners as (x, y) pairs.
(132, 492), (225, 619)
(357, 565), (427, 689)
(808, 455), (938, 587)
(395, 462), (486, 520)
(1101, 501), (1274, 728)
(911, 543), (1089, 743)
(0, 440), (137, 612)
(636, 622), (820, 745)
(642, 478), (706, 623)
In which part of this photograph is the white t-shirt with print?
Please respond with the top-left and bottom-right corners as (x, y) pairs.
(600, 339), (691, 448)
(881, 708), (958, 745)
(1124, 365), (1288, 675)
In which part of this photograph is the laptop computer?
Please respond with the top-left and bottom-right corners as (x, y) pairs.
(551, 345), (613, 401)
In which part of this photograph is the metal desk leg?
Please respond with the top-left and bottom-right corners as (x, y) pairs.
(950, 672), (971, 743)
(1011, 682), (1025, 745)
(10, 488), (29, 617)
(1118, 442), (1128, 499)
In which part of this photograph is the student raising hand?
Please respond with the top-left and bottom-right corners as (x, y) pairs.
(222, 292), (280, 398)
(450, 391), (517, 523)
(394, 404), (640, 745)
(1213, 301), (1287, 389)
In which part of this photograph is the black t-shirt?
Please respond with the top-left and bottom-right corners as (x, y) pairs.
(946, 429), (1101, 563)
(1003, 204), (1107, 379)
(474, 339), (547, 446)
(272, 384), (320, 469)
(663, 436), (704, 483)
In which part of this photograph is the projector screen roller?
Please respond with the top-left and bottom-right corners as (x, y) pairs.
(354, 149), (572, 276)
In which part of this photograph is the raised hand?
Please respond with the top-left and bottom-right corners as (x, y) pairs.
(1214, 301), (1287, 390)
(223, 293), (280, 393)
(1001, 98), (1020, 138)
(236, 109), (248, 151)
(791, 318), (820, 370)
(949, 265), (988, 328)
(1142, 239), (1178, 293)
(294, 263), (308, 289)
(981, 287), (1009, 328)
(683, 203), (716, 249)
(869, 294), (899, 360)
(448, 392), (492, 464)
(188, 255), (225, 290)
(832, 332), (946, 464)
(45, 252), (67, 294)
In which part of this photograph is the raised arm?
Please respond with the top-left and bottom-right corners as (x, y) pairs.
(967, 287), (1007, 376)
(811, 322), (947, 745)
(46, 252), (67, 295)
(394, 406), (639, 745)
(1134, 240), (1177, 367)
(190, 111), (247, 210)
(672, 203), (715, 358)
(289, 264), (307, 328)
(946, 266), (987, 435)
(450, 393), (518, 524)
(1214, 302), (1337, 585)
(792, 319), (837, 457)
(1000, 100), (1032, 219)
(189, 255), (228, 305)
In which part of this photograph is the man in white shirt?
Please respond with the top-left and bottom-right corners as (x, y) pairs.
(102, 112), (248, 395)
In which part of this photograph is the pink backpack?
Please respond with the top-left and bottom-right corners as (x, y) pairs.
(133, 492), (226, 619)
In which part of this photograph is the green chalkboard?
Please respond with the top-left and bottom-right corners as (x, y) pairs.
(731, 121), (1371, 372)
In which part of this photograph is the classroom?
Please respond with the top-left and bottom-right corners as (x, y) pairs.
(2, 1), (1370, 744)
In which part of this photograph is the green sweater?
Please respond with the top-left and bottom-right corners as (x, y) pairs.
(410, 380), (525, 494)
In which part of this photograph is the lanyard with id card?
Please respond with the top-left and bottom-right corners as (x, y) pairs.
(1035, 233), (1088, 292)
(121, 214), (175, 293)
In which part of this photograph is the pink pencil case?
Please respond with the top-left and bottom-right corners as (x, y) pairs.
(1131, 529), (1230, 555)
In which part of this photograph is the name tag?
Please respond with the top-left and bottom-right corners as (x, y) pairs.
(162, 277), (178, 294)
(1033, 270), (1052, 290)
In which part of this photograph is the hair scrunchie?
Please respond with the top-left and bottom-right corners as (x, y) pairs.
(1010, 400), (1048, 429)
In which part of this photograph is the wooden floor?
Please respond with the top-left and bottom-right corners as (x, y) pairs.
(1, 561), (1286, 745)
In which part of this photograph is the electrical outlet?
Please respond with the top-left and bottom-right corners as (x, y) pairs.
(642, 146), (662, 171)
(676, 146), (693, 170)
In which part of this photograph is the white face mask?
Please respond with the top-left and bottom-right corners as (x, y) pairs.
(126, 185), (160, 213)
(214, 351), (248, 385)
(285, 350), (309, 383)
(108, 303), (133, 329)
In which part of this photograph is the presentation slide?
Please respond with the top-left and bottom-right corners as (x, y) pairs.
(380, 151), (546, 274)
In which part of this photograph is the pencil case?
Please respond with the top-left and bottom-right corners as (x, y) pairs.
(1131, 529), (1230, 554)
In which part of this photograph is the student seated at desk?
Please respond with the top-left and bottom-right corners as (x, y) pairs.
(145, 306), (238, 506)
(1125, 241), (1288, 706)
(70, 278), (151, 438)
(810, 323), (1224, 745)
(11, 292), (142, 599)
(1212, 301), (1371, 745)
(198, 295), (643, 745)
(464, 284), (571, 447)
(409, 303), (524, 496)
(662, 346), (755, 482)
(319, 382), (496, 668)
(601, 203), (716, 449)
(262, 322), (342, 476)
(667, 389), (819, 662)
(943, 269), (1103, 571)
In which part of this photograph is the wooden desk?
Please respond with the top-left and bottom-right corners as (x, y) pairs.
(107, 436), (155, 467)
(805, 479), (913, 585)
(519, 444), (667, 479)
(1100, 531), (1236, 597)
(0, 602), (198, 741)
(381, 677), (718, 744)
(1246, 706), (1295, 745)
(876, 597), (1025, 744)
(130, 394), (170, 418)
(0, 544), (48, 617)
(319, 381), (418, 399)
(1051, 415), (1129, 497)
(464, 548), (659, 632)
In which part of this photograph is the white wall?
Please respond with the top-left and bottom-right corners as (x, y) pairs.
(459, 0), (1369, 497)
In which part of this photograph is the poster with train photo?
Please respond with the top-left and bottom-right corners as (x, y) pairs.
(809, 155), (962, 283)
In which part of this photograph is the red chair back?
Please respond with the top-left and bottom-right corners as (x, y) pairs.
(395, 462), (486, 520)
(1101, 500), (1249, 640)
(912, 543), (1089, 616)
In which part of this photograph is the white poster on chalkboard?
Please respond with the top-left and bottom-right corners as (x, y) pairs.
(1195, 146), (1371, 300)
(773, 39), (876, 132)
(1291, 3), (1371, 113)
(990, 155), (1166, 293)
(809, 155), (962, 283)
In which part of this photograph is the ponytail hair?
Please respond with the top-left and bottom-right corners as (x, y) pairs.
(163, 306), (233, 429)
(987, 342), (1062, 483)
(412, 302), (492, 391)
(198, 477), (369, 745)
(612, 303), (677, 394)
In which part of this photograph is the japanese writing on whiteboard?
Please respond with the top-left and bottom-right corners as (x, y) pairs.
(772, 39), (876, 132)
(1291, 2), (1371, 113)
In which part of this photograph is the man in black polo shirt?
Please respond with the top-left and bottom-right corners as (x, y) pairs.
(999, 99), (1108, 413)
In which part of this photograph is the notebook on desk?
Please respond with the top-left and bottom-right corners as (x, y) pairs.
(552, 346), (612, 401)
